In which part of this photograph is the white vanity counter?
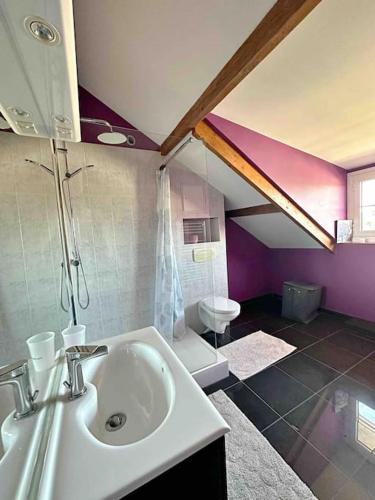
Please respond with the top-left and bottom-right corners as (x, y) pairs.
(39, 327), (229, 500)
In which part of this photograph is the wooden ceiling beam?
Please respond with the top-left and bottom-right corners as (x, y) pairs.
(194, 120), (335, 252)
(160, 0), (321, 156)
(226, 204), (281, 218)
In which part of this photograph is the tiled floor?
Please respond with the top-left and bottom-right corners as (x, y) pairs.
(202, 296), (375, 500)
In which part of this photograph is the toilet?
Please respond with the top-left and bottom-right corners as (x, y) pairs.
(198, 296), (241, 334)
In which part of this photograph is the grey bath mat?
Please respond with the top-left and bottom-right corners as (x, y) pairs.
(218, 330), (296, 379)
(209, 390), (316, 500)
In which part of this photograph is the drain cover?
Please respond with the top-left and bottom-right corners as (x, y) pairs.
(105, 412), (127, 432)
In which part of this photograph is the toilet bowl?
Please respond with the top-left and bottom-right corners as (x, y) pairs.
(198, 296), (241, 334)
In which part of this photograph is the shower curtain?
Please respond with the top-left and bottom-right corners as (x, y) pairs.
(154, 168), (185, 343)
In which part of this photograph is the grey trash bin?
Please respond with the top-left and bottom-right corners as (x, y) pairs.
(282, 281), (322, 324)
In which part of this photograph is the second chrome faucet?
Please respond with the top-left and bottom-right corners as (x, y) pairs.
(63, 345), (108, 399)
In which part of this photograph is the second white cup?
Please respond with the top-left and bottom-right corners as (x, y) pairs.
(27, 331), (56, 372)
(61, 324), (86, 349)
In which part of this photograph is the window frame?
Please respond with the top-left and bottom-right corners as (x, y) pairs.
(347, 166), (375, 242)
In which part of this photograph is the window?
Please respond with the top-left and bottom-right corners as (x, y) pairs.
(356, 401), (375, 452)
(348, 167), (375, 242)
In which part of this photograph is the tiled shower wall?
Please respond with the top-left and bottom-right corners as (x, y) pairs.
(0, 133), (228, 365)
(0, 133), (68, 364)
(65, 141), (159, 342)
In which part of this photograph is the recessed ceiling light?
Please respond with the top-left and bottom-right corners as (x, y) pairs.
(24, 16), (61, 46)
(54, 115), (72, 125)
(8, 106), (30, 118)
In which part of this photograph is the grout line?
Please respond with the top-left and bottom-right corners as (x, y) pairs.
(274, 362), (341, 403)
(249, 396), (353, 491)
(274, 346), (375, 424)
(271, 326), (352, 365)
(222, 379), (286, 433)
(220, 379), (242, 393)
(227, 321), (298, 343)
(260, 416), (282, 434)
(276, 415), (352, 486)
(220, 309), (375, 495)
(235, 374), (355, 490)
(242, 366), (317, 418)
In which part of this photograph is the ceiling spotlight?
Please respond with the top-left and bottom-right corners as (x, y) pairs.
(8, 107), (30, 118)
(24, 16), (61, 46)
(54, 115), (72, 125)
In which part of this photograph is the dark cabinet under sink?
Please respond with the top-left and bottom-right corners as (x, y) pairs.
(123, 437), (227, 499)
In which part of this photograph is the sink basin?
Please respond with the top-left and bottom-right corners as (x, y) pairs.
(41, 327), (229, 500)
(0, 387), (17, 460)
(85, 341), (174, 445)
(0, 362), (60, 500)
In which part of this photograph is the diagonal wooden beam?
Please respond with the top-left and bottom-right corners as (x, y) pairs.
(160, 0), (321, 156)
(194, 120), (335, 252)
(226, 204), (281, 218)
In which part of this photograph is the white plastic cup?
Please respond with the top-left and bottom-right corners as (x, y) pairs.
(27, 331), (56, 372)
(61, 324), (86, 349)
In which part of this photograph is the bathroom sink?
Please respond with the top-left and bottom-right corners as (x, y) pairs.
(0, 363), (60, 500)
(43, 326), (229, 500)
(84, 341), (174, 445)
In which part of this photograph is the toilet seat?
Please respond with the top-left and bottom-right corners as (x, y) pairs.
(200, 296), (240, 315)
(198, 296), (241, 334)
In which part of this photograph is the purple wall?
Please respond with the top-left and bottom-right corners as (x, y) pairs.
(226, 227), (375, 322)
(268, 245), (375, 323)
(217, 115), (374, 322)
(225, 219), (270, 302)
(207, 114), (347, 236)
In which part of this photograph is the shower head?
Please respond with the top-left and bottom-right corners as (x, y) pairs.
(97, 131), (127, 145)
(80, 117), (135, 146)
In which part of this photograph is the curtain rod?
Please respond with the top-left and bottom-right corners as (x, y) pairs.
(159, 137), (193, 171)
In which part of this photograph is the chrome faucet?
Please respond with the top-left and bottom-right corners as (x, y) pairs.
(0, 360), (38, 420)
(63, 345), (108, 399)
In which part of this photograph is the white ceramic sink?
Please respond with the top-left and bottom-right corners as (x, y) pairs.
(41, 327), (229, 500)
(85, 341), (174, 446)
(0, 363), (60, 500)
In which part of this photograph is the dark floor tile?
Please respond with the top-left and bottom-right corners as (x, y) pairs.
(334, 479), (374, 500)
(304, 339), (362, 373)
(277, 352), (340, 392)
(294, 312), (346, 339)
(231, 308), (267, 326)
(236, 315), (294, 339)
(203, 372), (239, 395)
(225, 321), (259, 340)
(201, 330), (232, 349)
(285, 394), (372, 476)
(318, 374), (375, 420)
(263, 419), (348, 499)
(350, 453), (375, 499)
(243, 366), (314, 416)
(272, 326), (319, 350)
(224, 382), (280, 431)
(346, 357), (375, 391)
(327, 329), (375, 357)
(344, 318), (375, 343)
(258, 296), (283, 316)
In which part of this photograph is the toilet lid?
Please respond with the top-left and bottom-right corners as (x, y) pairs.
(201, 296), (240, 314)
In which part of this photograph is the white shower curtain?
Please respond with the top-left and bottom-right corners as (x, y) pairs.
(154, 168), (185, 343)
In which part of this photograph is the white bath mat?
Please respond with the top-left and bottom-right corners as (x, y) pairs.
(209, 390), (316, 500)
(218, 330), (296, 380)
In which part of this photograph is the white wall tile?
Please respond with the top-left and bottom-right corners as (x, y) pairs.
(0, 133), (228, 363)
